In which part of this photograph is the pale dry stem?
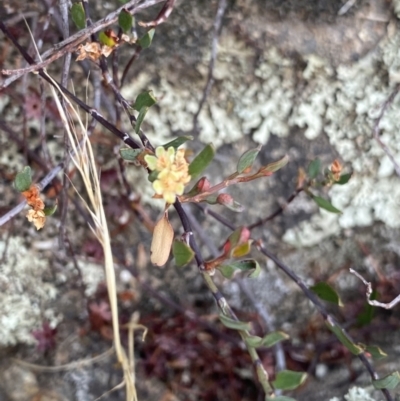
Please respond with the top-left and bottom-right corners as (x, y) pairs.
(46, 72), (138, 401)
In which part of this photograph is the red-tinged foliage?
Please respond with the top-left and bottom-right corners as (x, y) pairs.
(139, 313), (263, 401)
(82, 238), (104, 261)
(32, 321), (57, 353)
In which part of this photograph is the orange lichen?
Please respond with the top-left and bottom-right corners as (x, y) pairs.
(22, 185), (46, 230)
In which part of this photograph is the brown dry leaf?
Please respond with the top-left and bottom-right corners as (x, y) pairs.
(150, 212), (174, 266)
(76, 42), (102, 61)
(26, 209), (46, 230)
(101, 45), (114, 58)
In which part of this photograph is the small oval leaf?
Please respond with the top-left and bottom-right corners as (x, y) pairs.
(162, 136), (193, 150)
(244, 335), (263, 348)
(172, 240), (194, 267)
(120, 148), (142, 162)
(118, 9), (133, 33)
(138, 28), (155, 49)
(99, 31), (117, 47)
(272, 370), (307, 391)
(312, 196), (341, 214)
(135, 106), (148, 133)
(335, 172), (352, 185)
(133, 90), (157, 111)
(373, 372), (400, 390)
(150, 212), (174, 266)
(261, 331), (290, 348)
(14, 166), (32, 192)
(259, 155), (289, 174)
(219, 259), (260, 279)
(188, 143), (215, 178)
(219, 314), (251, 331)
(148, 170), (159, 183)
(219, 264), (235, 279)
(231, 241), (252, 258)
(326, 318), (363, 355)
(237, 146), (261, 174)
(245, 331), (289, 349)
(310, 282), (343, 306)
(365, 345), (387, 360)
(308, 158), (321, 179)
(71, 3), (86, 30)
(43, 204), (57, 216)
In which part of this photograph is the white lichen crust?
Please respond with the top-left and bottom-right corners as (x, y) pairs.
(0, 236), (59, 346)
(122, 7), (400, 244)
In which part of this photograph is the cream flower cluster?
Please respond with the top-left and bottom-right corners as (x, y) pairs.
(145, 146), (191, 204)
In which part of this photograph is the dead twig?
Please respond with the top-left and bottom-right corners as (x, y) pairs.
(350, 268), (400, 309)
(1, 0), (165, 89)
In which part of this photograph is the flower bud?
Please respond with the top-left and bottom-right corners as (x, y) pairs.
(330, 159), (342, 181)
(196, 177), (211, 192)
(217, 193), (234, 206)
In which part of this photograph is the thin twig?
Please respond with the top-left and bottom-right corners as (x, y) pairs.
(338, 0), (357, 16)
(0, 162), (64, 227)
(248, 187), (304, 230)
(0, 19), (142, 150)
(138, 0), (176, 27)
(173, 200), (274, 396)
(372, 83), (400, 178)
(185, 206), (287, 376)
(1, 0), (165, 89)
(197, 203), (394, 401)
(192, 0), (227, 132)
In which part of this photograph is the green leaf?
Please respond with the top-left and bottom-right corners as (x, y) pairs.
(219, 259), (261, 279)
(272, 370), (307, 391)
(259, 155), (289, 174)
(188, 143), (215, 178)
(373, 372), (400, 390)
(162, 136), (193, 150)
(261, 331), (289, 348)
(245, 331), (289, 348)
(99, 31), (117, 47)
(308, 158), (321, 179)
(138, 28), (155, 49)
(231, 241), (252, 258)
(326, 319), (363, 355)
(205, 195), (218, 204)
(71, 3), (86, 30)
(172, 240), (194, 267)
(226, 227), (250, 250)
(266, 397), (297, 401)
(133, 90), (157, 111)
(310, 282), (343, 306)
(219, 264), (235, 279)
(244, 335), (263, 347)
(120, 148), (142, 162)
(237, 146), (261, 174)
(148, 170), (159, 183)
(221, 198), (245, 213)
(335, 172), (352, 185)
(365, 345), (387, 360)
(14, 166), (32, 192)
(43, 204), (57, 216)
(118, 9), (133, 33)
(219, 314), (251, 331)
(312, 196), (341, 214)
(135, 106), (148, 133)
